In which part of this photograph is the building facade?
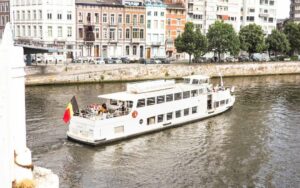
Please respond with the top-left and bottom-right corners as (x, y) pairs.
(290, 0), (300, 22)
(0, 0), (9, 39)
(187, 0), (277, 34)
(10, 0), (76, 61)
(165, 0), (186, 59)
(76, 0), (146, 59)
(145, 0), (166, 58)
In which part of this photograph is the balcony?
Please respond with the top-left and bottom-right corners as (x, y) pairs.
(259, 13), (269, 17)
(131, 38), (141, 43)
(151, 41), (162, 46)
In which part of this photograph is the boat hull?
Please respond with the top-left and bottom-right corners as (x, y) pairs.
(67, 103), (234, 146)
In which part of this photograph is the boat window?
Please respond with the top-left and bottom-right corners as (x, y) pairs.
(174, 92), (182, 100)
(157, 114), (164, 123)
(191, 90), (198, 97)
(114, 126), (124, 134)
(157, 95), (165, 104)
(166, 94), (173, 102)
(167, 112), (173, 120)
(199, 89), (203, 94)
(110, 99), (118, 105)
(192, 106), (197, 114)
(184, 78), (190, 84)
(175, 110), (181, 118)
(192, 79), (199, 84)
(199, 79), (208, 84)
(220, 100), (225, 106)
(184, 108), (189, 116)
(147, 116), (156, 125)
(137, 99), (145, 108)
(226, 99), (229, 104)
(127, 101), (133, 108)
(147, 97), (155, 106)
(214, 101), (220, 108)
(183, 91), (190, 99)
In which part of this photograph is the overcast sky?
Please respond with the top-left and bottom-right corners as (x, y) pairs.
(277, 0), (290, 19)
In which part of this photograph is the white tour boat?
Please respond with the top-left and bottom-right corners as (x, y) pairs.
(67, 75), (235, 145)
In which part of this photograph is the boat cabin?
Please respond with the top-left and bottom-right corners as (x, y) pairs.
(183, 75), (210, 85)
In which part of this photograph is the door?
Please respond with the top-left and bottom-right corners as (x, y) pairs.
(207, 94), (212, 110)
(146, 48), (151, 59)
(140, 46), (144, 58)
(102, 46), (107, 58)
(94, 45), (99, 57)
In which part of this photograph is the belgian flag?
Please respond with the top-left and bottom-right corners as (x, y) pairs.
(63, 96), (79, 123)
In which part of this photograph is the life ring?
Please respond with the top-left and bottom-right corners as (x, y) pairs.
(132, 111), (138, 118)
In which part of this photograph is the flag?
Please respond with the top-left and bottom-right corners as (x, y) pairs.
(63, 96), (79, 123)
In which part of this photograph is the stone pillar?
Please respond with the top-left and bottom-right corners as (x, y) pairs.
(1, 23), (33, 185)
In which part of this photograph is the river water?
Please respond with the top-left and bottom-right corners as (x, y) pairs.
(26, 75), (300, 188)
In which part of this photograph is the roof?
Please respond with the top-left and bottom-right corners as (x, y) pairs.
(76, 0), (123, 6)
(98, 82), (207, 101)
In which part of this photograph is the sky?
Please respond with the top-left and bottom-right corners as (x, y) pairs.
(277, 0), (290, 19)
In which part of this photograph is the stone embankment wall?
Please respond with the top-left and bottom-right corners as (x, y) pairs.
(25, 62), (300, 85)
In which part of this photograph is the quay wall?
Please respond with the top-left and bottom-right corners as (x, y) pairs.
(25, 62), (300, 85)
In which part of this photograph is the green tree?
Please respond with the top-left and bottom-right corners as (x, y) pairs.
(239, 24), (265, 58)
(175, 22), (196, 63)
(193, 28), (208, 63)
(266, 30), (290, 57)
(207, 21), (240, 62)
(283, 21), (300, 55)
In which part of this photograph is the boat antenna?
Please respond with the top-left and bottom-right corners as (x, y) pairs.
(217, 68), (224, 87)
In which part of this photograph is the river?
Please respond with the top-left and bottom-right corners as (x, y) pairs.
(25, 75), (300, 188)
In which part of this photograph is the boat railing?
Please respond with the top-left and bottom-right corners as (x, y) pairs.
(78, 106), (131, 120)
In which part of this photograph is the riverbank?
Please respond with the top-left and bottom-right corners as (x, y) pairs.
(25, 61), (300, 86)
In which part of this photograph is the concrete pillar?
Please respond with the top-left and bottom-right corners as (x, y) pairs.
(0, 23), (33, 185)
(0, 25), (14, 188)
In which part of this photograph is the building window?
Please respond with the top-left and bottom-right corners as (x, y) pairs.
(33, 26), (37, 37)
(27, 26), (31, 37)
(140, 15), (144, 24)
(39, 10), (42, 20)
(109, 28), (115, 40)
(110, 14), (115, 25)
(48, 26), (52, 37)
(133, 15), (137, 26)
(27, 11), (31, 20)
(78, 12), (82, 22)
(57, 26), (62, 37)
(67, 12), (72, 20)
(154, 11), (158, 16)
(79, 28), (83, 38)
(118, 14), (122, 23)
(103, 28), (107, 39)
(167, 19), (171, 25)
(126, 46), (130, 55)
(140, 29), (144, 39)
(126, 28), (130, 39)
(33, 10), (36, 20)
(95, 28), (99, 38)
(22, 11), (25, 20)
(57, 13), (62, 20)
(133, 28), (139, 38)
(126, 14), (130, 23)
(118, 29), (122, 39)
(160, 20), (164, 29)
(103, 14), (107, 23)
(161, 12), (164, 16)
(47, 12), (52, 20)
(67, 27), (72, 37)
(39, 26), (42, 38)
(133, 46), (137, 55)
(95, 13), (99, 23)
(147, 11), (151, 16)
(147, 20), (151, 29)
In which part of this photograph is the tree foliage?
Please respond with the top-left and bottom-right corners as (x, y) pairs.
(239, 24), (265, 58)
(175, 22), (207, 63)
(207, 21), (240, 61)
(193, 28), (208, 61)
(266, 30), (290, 57)
(283, 22), (300, 55)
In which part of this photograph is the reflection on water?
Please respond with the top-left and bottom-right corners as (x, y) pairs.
(26, 75), (300, 188)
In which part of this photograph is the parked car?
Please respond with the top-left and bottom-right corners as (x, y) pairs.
(112, 57), (122, 64)
(150, 58), (161, 64)
(238, 55), (250, 62)
(225, 56), (237, 62)
(158, 58), (170, 64)
(94, 57), (105, 64)
(250, 53), (269, 62)
(104, 57), (113, 64)
(121, 57), (130, 64)
(139, 58), (147, 64)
